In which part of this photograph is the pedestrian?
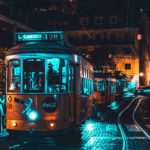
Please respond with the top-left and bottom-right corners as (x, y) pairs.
(0, 90), (6, 131)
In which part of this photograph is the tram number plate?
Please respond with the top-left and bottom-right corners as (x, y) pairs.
(6, 104), (12, 109)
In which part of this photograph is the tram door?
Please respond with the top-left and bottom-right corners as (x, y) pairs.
(69, 65), (77, 125)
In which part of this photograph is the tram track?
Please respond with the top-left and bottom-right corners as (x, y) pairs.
(118, 96), (150, 150)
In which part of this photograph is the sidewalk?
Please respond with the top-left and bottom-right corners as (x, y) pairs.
(0, 128), (9, 142)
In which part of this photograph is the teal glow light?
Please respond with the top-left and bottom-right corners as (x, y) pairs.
(14, 67), (20, 75)
(18, 34), (42, 41)
(28, 111), (38, 121)
(86, 124), (94, 131)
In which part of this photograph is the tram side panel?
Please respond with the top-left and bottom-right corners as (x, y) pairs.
(75, 65), (94, 125)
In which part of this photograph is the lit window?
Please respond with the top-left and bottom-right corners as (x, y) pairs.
(109, 16), (118, 24)
(95, 16), (103, 25)
(137, 34), (142, 40)
(125, 64), (131, 70)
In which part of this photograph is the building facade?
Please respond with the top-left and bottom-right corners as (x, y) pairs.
(1, 0), (150, 87)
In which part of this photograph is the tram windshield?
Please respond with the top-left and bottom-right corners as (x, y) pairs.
(23, 58), (45, 92)
(23, 58), (67, 93)
(8, 60), (21, 91)
(7, 58), (68, 93)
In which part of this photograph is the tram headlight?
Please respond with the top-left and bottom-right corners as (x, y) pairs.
(49, 121), (55, 128)
(28, 111), (38, 121)
(12, 121), (17, 127)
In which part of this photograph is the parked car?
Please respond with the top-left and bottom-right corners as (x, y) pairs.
(134, 86), (150, 95)
(141, 86), (150, 95)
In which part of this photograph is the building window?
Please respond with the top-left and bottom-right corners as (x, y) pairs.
(124, 48), (131, 55)
(80, 17), (89, 25)
(110, 33), (116, 42)
(95, 34), (101, 41)
(111, 47), (116, 55)
(109, 16), (118, 24)
(95, 16), (103, 25)
(125, 63), (131, 70)
(82, 34), (88, 41)
(68, 35), (74, 42)
(125, 33), (131, 41)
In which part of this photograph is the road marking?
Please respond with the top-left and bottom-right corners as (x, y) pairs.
(8, 144), (21, 149)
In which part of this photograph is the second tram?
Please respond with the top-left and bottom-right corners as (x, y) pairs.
(6, 31), (94, 131)
(94, 72), (116, 106)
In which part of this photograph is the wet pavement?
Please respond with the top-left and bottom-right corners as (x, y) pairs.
(0, 93), (150, 150)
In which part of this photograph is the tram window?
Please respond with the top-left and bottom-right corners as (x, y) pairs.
(82, 78), (93, 95)
(90, 80), (94, 94)
(47, 58), (67, 93)
(98, 80), (105, 92)
(8, 60), (21, 91)
(94, 80), (97, 92)
(69, 66), (74, 92)
(111, 82), (116, 93)
(23, 58), (45, 92)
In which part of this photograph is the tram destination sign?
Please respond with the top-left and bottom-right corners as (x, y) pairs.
(14, 31), (63, 43)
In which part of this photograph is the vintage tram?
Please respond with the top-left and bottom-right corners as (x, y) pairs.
(6, 31), (94, 131)
(94, 71), (116, 106)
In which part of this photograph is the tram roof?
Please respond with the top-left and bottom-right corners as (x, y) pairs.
(94, 72), (114, 78)
(7, 31), (77, 55)
(7, 41), (76, 55)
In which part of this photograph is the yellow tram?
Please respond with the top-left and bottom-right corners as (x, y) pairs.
(6, 31), (94, 131)
(94, 72), (116, 105)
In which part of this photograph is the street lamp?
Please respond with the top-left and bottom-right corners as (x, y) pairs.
(140, 72), (144, 77)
